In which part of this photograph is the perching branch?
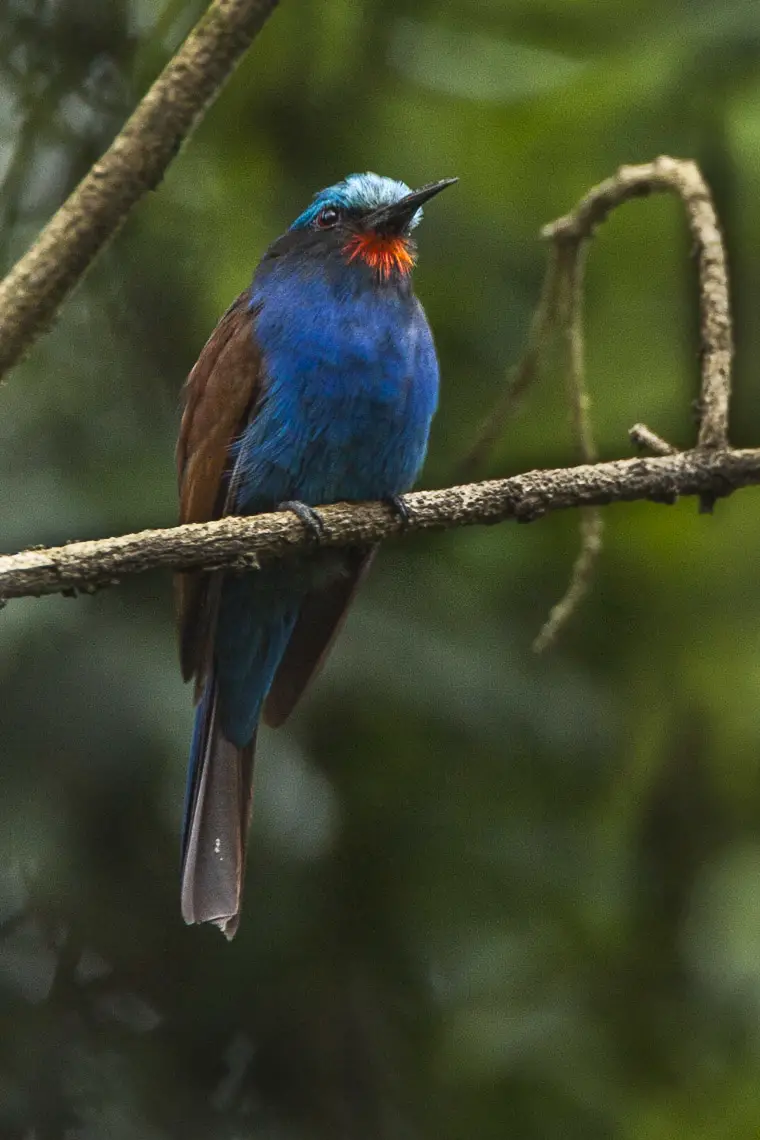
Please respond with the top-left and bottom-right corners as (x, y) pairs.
(0, 0), (278, 380)
(1, 448), (760, 603)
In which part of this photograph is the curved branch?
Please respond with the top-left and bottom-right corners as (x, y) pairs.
(1, 447), (758, 603)
(462, 156), (732, 648)
(544, 155), (733, 452)
(0, 0), (279, 379)
(532, 238), (603, 653)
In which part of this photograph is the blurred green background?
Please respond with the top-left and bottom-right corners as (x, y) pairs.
(2, 0), (760, 1136)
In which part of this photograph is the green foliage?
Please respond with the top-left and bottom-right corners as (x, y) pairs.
(2, 0), (760, 1135)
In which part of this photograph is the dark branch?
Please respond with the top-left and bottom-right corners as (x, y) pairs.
(0, 0), (278, 380)
(1, 448), (759, 603)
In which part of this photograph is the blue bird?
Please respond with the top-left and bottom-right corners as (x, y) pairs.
(176, 172), (456, 937)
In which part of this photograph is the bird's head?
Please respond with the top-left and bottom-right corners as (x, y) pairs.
(283, 173), (457, 282)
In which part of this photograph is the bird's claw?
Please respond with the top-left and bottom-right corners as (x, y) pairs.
(278, 500), (326, 543)
(385, 495), (414, 527)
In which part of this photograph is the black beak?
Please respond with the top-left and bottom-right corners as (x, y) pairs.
(364, 178), (458, 235)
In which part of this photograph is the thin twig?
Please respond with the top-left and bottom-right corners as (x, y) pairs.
(545, 156), (732, 453)
(557, 245), (595, 462)
(533, 242), (603, 653)
(459, 247), (562, 478)
(1, 447), (759, 603)
(629, 423), (678, 456)
(532, 509), (604, 655)
(0, 0), (279, 379)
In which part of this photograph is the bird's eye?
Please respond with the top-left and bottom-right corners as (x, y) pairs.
(315, 206), (341, 229)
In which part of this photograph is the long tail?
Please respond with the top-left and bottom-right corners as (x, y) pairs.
(180, 552), (370, 936)
(180, 681), (256, 940)
(181, 578), (303, 937)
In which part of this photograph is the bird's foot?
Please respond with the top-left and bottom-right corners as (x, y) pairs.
(278, 500), (326, 544)
(385, 495), (414, 528)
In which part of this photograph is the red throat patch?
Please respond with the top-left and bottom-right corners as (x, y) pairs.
(343, 232), (416, 280)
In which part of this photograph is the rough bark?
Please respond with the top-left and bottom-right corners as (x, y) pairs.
(0, 0), (279, 378)
(1, 448), (758, 603)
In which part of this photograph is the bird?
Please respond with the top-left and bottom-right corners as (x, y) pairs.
(176, 172), (456, 938)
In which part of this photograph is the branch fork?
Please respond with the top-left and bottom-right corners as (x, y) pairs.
(462, 155), (734, 648)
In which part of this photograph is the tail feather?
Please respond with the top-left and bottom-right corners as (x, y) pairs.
(180, 562), (366, 936)
(263, 547), (376, 727)
(181, 683), (255, 939)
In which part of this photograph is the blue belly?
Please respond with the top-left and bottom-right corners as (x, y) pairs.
(230, 258), (440, 512)
(213, 257), (440, 747)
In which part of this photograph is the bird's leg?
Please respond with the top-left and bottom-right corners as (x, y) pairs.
(385, 495), (414, 527)
(277, 500), (326, 544)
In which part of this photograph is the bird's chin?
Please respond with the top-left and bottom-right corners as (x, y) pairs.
(342, 232), (416, 281)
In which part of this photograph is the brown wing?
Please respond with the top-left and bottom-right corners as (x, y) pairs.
(263, 547), (377, 727)
(175, 291), (262, 684)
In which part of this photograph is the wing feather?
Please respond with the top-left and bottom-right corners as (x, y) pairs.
(175, 291), (262, 683)
(263, 547), (377, 727)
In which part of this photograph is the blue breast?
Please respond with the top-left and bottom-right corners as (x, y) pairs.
(231, 255), (439, 512)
